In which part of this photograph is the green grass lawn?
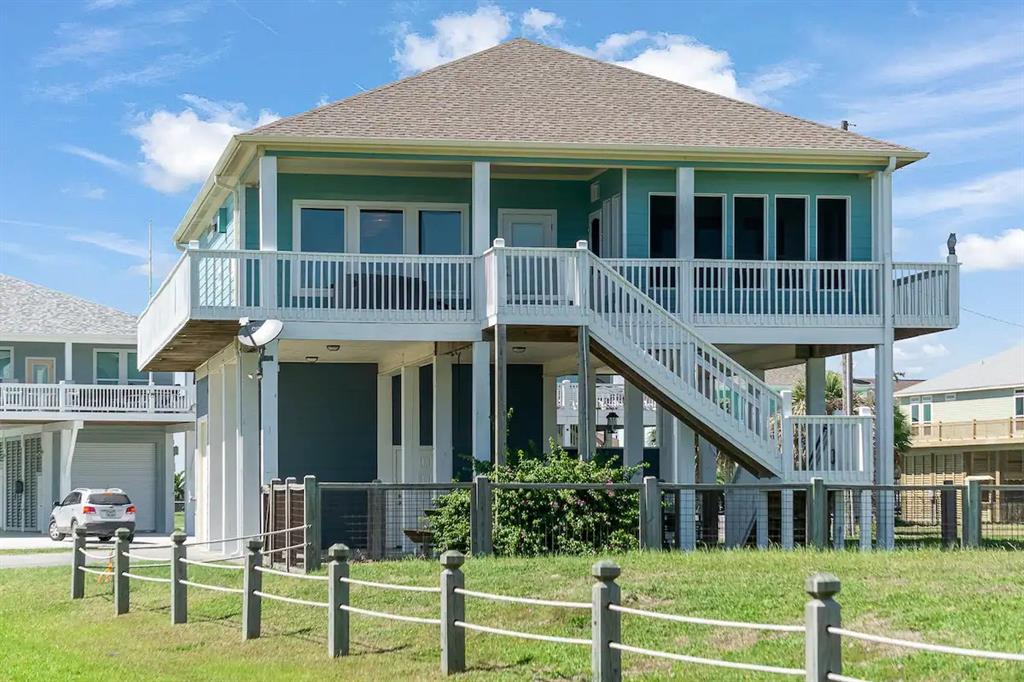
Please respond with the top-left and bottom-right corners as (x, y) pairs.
(0, 548), (72, 556)
(1, 549), (1022, 681)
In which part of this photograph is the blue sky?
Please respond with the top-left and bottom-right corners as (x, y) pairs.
(0, 0), (1021, 379)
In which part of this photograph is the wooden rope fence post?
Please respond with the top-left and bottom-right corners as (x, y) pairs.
(808, 478), (827, 549)
(804, 573), (842, 682)
(170, 530), (187, 624)
(243, 539), (263, 640)
(327, 543), (350, 658)
(471, 475), (493, 556)
(114, 527), (131, 615)
(591, 560), (622, 682)
(71, 526), (86, 599)
(440, 550), (465, 675)
(303, 475), (321, 573)
(639, 476), (661, 550)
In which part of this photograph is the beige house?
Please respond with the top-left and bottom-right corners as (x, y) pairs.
(896, 344), (1024, 522)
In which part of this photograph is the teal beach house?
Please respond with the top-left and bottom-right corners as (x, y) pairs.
(137, 40), (958, 552)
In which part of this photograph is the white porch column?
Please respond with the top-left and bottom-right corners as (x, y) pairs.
(541, 372), (558, 454)
(672, 419), (696, 550)
(237, 352), (261, 539)
(472, 162), (491, 254)
(493, 325), (507, 465)
(184, 425), (197, 535)
(400, 364), (421, 483)
(163, 432), (175, 533)
(623, 382), (644, 474)
(471, 341), (491, 464)
(63, 342), (73, 381)
(433, 354), (454, 483)
(258, 155), (278, 251)
(221, 359), (239, 550)
(38, 432), (54, 533)
(876, 159), (896, 549)
(259, 340), (279, 484)
(676, 167), (695, 259)
(577, 327), (594, 461)
(376, 372), (394, 482)
(207, 366), (225, 546)
(805, 357), (827, 415)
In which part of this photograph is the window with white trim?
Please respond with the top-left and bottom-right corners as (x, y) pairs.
(95, 349), (149, 385)
(1015, 389), (1023, 417)
(0, 347), (12, 381)
(910, 395), (933, 424)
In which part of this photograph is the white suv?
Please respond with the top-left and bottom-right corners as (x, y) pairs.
(49, 488), (136, 542)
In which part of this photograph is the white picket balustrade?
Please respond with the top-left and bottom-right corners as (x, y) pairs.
(0, 383), (193, 417)
(892, 261), (959, 328)
(785, 415), (874, 483)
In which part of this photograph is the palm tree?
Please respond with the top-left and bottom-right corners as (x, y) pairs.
(790, 370), (861, 415)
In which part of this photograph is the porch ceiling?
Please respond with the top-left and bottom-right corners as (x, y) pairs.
(141, 319), (239, 372)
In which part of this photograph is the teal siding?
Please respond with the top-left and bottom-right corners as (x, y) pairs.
(625, 169), (873, 260)
(589, 168), (623, 213)
(490, 179), (590, 248)
(0, 341), (64, 382)
(275, 173), (591, 251)
(199, 193), (235, 250)
(245, 187), (260, 249)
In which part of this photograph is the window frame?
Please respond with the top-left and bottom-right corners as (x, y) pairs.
(694, 193), (727, 260)
(93, 348), (149, 385)
(25, 356), (56, 384)
(773, 194), (810, 261)
(292, 199), (469, 255)
(646, 192), (678, 258)
(0, 346), (13, 381)
(814, 195), (852, 261)
(731, 194), (769, 261)
(1015, 388), (1024, 417)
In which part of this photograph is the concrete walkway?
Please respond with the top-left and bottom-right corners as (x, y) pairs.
(0, 532), (240, 569)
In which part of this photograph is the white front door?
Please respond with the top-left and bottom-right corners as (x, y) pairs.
(498, 209), (557, 247)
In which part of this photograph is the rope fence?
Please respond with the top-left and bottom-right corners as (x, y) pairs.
(66, 527), (1024, 681)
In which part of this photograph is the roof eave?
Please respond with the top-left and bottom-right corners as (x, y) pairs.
(172, 136), (246, 244)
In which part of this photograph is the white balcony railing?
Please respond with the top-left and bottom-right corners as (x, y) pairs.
(555, 382), (657, 412)
(0, 383), (194, 418)
(783, 414), (874, 483)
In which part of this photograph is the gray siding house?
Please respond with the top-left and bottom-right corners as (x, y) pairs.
(0, 274), (194, 534)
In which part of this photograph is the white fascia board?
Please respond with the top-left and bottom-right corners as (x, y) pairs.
(0, 333), (137, 345)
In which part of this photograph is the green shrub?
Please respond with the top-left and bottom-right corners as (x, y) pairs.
(428, 445), (645, 556)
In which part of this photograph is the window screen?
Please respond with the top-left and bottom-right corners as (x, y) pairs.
(694, 196), (723, 259)
(96, 351), (120, 384)
(817, 198), (848, 261)
(734, 197), (765, 260)
(419, 210), (462, 255)
(0, 349), (11, 380)
(361, 210), (404, 254)
(776, 197), (806, 261)
(649, 195), (676, 258)
(299, 208), (345, 253)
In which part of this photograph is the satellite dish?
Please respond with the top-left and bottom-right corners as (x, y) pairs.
(238, 318), (283, 350)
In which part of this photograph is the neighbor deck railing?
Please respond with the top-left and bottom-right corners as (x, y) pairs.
(911, 417), (1024, 444)
(0, 382), (193, 416)
(68, 527), (1024, 680)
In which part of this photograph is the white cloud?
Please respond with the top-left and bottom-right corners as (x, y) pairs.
(521, 8), (563, 37)
(35, 24), (123, 67)
(61, 183), (107, 200)
(393, 5), (511, 75)
(896, 168), (1024, 220)
(130, 94), (278, 193)
(392, 7), (809, 104)
(57, 144), (129, 172)
(951, 228), (1024, 272)
(877, 33), (1024, 84)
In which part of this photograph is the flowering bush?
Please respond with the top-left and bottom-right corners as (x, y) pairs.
(428, 446), (644, 556)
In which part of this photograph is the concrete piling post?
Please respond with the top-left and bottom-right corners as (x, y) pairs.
(327, 543), (350, 657)
(440, 550), (466, 675)
(591, 560), (622, 682)
(804, 573), (842, 682)
(242, 539), (263, 640)
(114, 527), (131, 615)
(170, 531), (187, 624)
(71, 526), (86, 599)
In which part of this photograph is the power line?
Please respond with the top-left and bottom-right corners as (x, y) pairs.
(961, 307), (1024, 329)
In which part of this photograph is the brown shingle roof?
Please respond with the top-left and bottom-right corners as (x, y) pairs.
(248, 39), (917, 156)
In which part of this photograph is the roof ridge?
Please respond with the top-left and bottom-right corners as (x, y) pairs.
(0, 272), (135, 319)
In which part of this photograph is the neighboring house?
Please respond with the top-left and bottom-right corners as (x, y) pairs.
(137, 39), (959, 549)
(0, 275), (194, 534)
(896, 344), (1023, 522)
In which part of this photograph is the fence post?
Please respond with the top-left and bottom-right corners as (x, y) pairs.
(964, 477), (982, 548)
(940, 479), (958, 548)
(808, 478), (827, 549)
(303, 475), (321, 573)
(114, 527), (131, 615)
(71, 526), (86, 599)
(284, 476), (296, 571)
(471, 475), (493, 557)
(440, 550), (466, 675)
(804, 573), (842, 682)
(368, 479), (386, 560)
(327, 543), (350, 658)
(832, 492), (845, 550)
(858, 490), (873, 551)
(639, 476), (661, 550)
(243, 539), (263, 640)
(781, 489), (795, 550)
(268, 477), (281, 560)
(171, 531), (187, 624)
(591, 560), (622, 682)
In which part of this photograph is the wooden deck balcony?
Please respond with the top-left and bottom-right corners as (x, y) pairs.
(0, 382), (194, 423)
(911, 418), (1024, 447)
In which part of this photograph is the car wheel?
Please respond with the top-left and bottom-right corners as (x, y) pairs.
(98, 536), (112, 543)
(48, 519), (66, 542)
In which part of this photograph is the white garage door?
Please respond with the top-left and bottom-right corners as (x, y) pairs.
(71, 442), (158, 531)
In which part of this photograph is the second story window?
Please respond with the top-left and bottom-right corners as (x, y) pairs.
(733, 196), (766, 261)
(694, 196), (724, 259)
(96, 349), (149, 385)
(816, 197), (849, 261)
(360, 209), (404, 254)
(776, 197), (807, 261)
(0, 347), (12, 381)
(1015, 389), (1023, 418)
(649, 194), (676, 258)
(419, 210), (463, 255)
(909, 396), (932, 424)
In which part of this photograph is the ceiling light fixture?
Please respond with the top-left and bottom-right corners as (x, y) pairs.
(326, 344), (340, 352)
(305, 355), (319, 363)
(512, 346), (527, 354)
